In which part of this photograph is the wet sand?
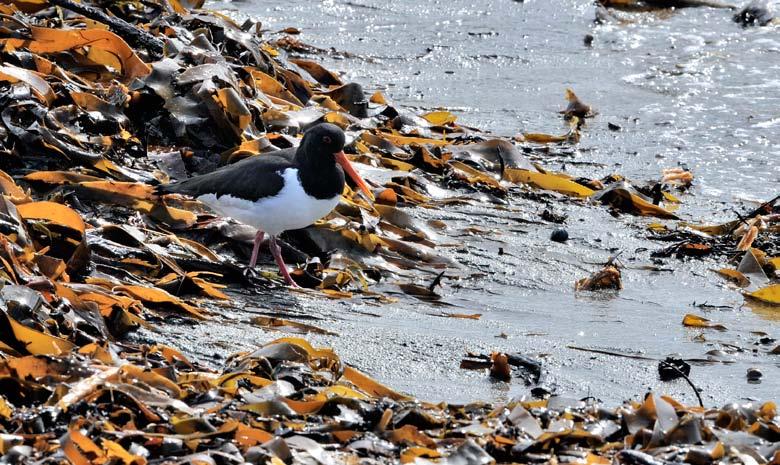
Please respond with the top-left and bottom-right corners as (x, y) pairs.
(150, 0), (780, 405)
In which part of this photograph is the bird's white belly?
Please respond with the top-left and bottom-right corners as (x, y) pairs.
(197, 168), (340, 236)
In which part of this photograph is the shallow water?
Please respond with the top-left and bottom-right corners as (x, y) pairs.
(188, 0), (780, 405)
(221, 0), (779, 205)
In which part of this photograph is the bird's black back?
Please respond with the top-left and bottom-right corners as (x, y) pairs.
(157, 123), (349, 202)
(157, 149), (296, 201)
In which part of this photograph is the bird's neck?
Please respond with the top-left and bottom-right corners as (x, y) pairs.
(296, 158), (344, 200)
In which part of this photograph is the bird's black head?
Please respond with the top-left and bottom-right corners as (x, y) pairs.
(296, 123), (346, 165)
(294, 122), (374, 201)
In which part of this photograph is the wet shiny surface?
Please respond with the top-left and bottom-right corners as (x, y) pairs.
(220, 0), (779, 204)
(185, 0), (780, 405)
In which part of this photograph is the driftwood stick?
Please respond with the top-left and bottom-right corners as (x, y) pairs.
(567, 345), (656, 361)
(745, 193), (780, 219)
(727, 193), (779, 234)
(48, 0), (164, 56)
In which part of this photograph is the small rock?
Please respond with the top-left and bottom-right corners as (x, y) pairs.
(531, 385), (553, 398)
(490, 352), (511, 381)
(746, 367), (762, 382)
(584, 34), (594, 46)
(541, 208), (567, 224)
(608, 122), (622, 131)
(658, 356), (691, 381)
(550, 228), (569, 243)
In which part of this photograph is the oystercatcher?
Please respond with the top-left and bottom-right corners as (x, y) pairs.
(158, 123), (374, 287)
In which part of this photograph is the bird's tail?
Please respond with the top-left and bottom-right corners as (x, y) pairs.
(151, 182), (182, 201)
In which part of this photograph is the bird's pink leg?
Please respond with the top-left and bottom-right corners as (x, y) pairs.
(249, 230), (266, 268)
(269, 236), (299, 288)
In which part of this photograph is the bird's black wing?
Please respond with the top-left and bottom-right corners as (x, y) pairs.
(157, 151), (297, 202)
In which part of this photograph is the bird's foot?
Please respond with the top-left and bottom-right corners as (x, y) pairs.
(279, 269), (301, 288)
(242, 266), (261, 281)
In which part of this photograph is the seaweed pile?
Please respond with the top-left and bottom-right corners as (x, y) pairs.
(0, 0), (776, 304)
(2, 337), (780, 464)
(0, 0), (778, 462)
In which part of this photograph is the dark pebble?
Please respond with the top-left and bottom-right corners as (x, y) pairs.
(584, 34), (594, 46)
(747, 368), (762, 382)
(608, 122), (622, 131)
(550, 229), (569, 243)
(658, 356), (691, 381)
(531, 386), (552, 398)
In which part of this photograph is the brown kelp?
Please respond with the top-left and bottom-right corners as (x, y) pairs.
(0, 0), (778, 463)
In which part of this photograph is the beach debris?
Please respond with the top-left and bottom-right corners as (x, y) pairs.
(440, 312), (482, 319)
(738, 249), (769, 285)
(506, 168), (594, 197)
(490, 352), (512, 381)
(599, 0), (736, 11)
(594, 182), (679, 219)
(250, 316), (339, 336)
(714, 268), (750, 287)
(0, 335), (775, 464)
(747, 367), (763, 382)
(745, 284), (780, 306)
(576, 260), (623, 291)
(658, 356), (691, 381)
(550, 228), (569, 243)
(461, 351), (543, 385)
(584, 33), (595, 46)
(733, 0), (778, 26)
(662, 167), (694, 186)
(541, 208), (567, 223)
(682, 314), (727, 331)
(560, 88), (595, 120)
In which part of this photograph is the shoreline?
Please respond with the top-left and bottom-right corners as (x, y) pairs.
(0, 0), (778, 463)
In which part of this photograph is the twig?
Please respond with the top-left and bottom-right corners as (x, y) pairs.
(730, 208), (751, 231)
(659, 361), (704, 408)
(567, 345), (656, 361)
(48, 0), (164, 56)
(692, 301), (732, 311)
(745, 193), (780, 219)
(428, 271), (446, 293)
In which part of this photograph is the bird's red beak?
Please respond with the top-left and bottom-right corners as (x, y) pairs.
(335, 151), (375, 202)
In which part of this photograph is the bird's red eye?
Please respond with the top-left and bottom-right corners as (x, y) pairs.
(323, 136), (332, 144)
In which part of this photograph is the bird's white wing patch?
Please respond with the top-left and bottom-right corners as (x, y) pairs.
(197, 168), (340, 236)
